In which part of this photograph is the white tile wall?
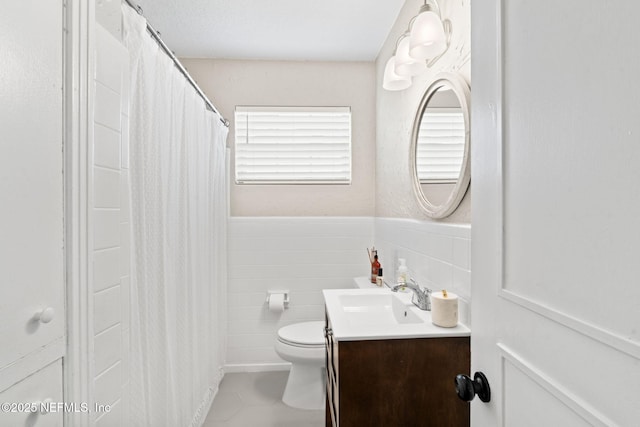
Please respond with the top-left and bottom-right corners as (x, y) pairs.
(226, 216), (472, 369)
(93, 210), (120, 250)
(94, 286), (121, 334)
(94, 83), (122, 131)
(94, 362), (122, 408)
(93, 24), (131, 426)
(96, 399), (122, 427)
(226, 217), (374, 370)
(94, 124), (121, 169)
(96, 0), (122, 42)
(374, 218), (472, 326)
(94, 167), (120, 208)
(94, 325), (122, 375)
(93, 248), (120, 292)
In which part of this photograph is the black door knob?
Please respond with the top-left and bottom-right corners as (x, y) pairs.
(455, 372), (491, 403)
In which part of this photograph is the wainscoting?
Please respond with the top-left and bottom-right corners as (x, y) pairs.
(92, 25), (131, 426)
(375, 218), (471, 327)
(226, 217), (374, 370)
(226, 216), (472, 370)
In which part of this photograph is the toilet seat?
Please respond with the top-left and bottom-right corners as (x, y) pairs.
(277, 321), (325, 348)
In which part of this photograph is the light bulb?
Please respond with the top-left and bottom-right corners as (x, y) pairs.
(409, 9), (447, 60)
(383, 56), (412, 91)
(394, 34), (427, 77)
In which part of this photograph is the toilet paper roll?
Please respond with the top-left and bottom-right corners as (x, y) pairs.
(269, 293), (286, 312)
(431, 291), (458, 328)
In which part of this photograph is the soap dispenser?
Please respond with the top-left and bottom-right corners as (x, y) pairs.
(396, 258), (408, 285)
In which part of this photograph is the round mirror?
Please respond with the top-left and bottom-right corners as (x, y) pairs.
(410, 72), (470, 218)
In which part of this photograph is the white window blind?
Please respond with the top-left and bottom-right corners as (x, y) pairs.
(234, 106), (352, 184)
(416, 109), (465, 183)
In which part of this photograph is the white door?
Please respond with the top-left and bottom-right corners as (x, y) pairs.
(0, 0), (64, 367)
(470, 0), (640, 425)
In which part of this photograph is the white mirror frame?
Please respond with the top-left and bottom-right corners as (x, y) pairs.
(410, 72), (471, 219)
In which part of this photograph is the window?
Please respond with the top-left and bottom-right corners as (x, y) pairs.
(234, 106), (351, 184)
(416, 109), (465, 183)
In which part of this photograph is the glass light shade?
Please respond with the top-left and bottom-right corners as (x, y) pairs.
(394, 35), (427, 77)
(409, 10), (447, 60)
(383, 56), (412, 91)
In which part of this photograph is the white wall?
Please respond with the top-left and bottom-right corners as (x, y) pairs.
(225, 216), (471, 367)
(180, 59), (380, 369)
(375, 0), (471, 223)
(182, 1), (472, 369)
(375, 218), (471, 326)
(180, 59), (376, 217)
(369, 0), (473, 327)
(92, 25), (131, 426)
(95, 0), (121, 40)
(226, 217), (373, 369)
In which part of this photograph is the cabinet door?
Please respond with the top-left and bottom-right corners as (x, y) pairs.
(0, 360), (63, 426)
(324, 316), (338, 427)
(0, 0), (64, 367)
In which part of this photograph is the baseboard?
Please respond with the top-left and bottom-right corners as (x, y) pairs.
(224, 362), (291, 373)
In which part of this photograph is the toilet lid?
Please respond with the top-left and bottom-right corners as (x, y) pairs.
(278, 321), (325, 347)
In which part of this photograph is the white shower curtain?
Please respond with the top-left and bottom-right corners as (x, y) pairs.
(122, 6), (228, 426)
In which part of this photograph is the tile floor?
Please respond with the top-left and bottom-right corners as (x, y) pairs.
(203, 371), (325, 427)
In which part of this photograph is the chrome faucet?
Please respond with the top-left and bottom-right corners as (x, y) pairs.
(391, 278), (432, 311)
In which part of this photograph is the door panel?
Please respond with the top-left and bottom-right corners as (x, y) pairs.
(0, 360), (63, 426)
(0, 0), (64, 367)
(503, 358), (591, 427)
(500, 343), (617, 426)
(501, 0), (640, 341)
(471, 0), (640, 425)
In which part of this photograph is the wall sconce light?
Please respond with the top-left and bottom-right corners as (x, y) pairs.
(383, 55), (412, 91)
(383, 0), (452, 91)
(395, 32), (427, 77)
(410, 2), (449, 60)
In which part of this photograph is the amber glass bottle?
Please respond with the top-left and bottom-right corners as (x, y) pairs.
(371, 254), (381, 283)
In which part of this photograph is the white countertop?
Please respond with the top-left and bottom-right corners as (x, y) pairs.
(323, 287), (471, 341)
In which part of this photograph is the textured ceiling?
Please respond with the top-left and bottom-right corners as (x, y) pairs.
(134, 0), (405, 61)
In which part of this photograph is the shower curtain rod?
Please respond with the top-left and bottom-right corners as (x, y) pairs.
(123, 0), (230, 128)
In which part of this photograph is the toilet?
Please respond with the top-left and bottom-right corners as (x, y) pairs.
(274, 321), (326, 410)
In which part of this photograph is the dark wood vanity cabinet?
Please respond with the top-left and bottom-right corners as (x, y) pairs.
(324, 313), (470, 427)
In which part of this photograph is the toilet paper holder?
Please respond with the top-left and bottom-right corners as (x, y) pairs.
(266, 290), (290, 309)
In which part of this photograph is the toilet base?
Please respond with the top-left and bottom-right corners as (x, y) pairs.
(282, 363), (326, 410)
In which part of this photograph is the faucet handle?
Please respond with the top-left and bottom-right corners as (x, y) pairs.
(409, 278), (431, 293)
(410, 291), (431, 311)
(406, 278), (432, 311)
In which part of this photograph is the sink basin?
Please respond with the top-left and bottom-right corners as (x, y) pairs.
(338, 293), (422, 325)
(323, 288), (470, 341)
